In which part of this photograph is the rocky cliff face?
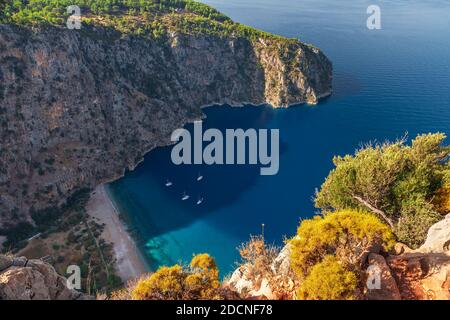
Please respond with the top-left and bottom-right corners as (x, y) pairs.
(0, 24), (332, 224)
(0, 254), (90, 300)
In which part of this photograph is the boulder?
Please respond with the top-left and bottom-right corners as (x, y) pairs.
(270, 244), (292, 275)
(364, 253), (401, 300)
(226, 244), (297, 300)
(417, 213), (450, 255)
(0, 255), (91, 300)
(387, 253), (450, 300)
(227, 265), (257, 296)
(385, 214), (450, 300)
(393, 243), (412, 255)
(0, 255), (13, 272)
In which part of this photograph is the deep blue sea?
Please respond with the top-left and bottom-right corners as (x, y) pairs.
(108, 0), (450, 276)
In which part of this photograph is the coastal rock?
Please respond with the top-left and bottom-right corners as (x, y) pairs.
(226, 244), (297, 300)
(386, 253), (450, 300)
(365, 216), (450, 300)
(416, 213), (450, 254)
(393, 243), (413, 255)
(0, 23), (332, 225)
(0, 255), (91, 300)
(226, 265), (278, 300)
(0, 255), (13, 272)
(386, 215), (450, 300)
(227, 265), (255, 295)
(270, 244), (292, 275)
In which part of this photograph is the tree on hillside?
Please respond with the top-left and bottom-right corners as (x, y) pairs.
(314, 133), (450, 248)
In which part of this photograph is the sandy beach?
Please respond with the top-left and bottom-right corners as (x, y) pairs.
(86, 184), (148, 283)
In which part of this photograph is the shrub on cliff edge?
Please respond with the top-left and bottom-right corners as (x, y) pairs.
(290, 209), (395, 278)
(297, 255), (357, 300)
(314, 133), (450, 248)
(130, 253), (221, 300)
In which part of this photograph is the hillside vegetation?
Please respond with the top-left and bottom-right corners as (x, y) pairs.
(0, 0), (295, 42)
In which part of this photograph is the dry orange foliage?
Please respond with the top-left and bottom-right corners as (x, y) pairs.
(432, 185), (450, 214)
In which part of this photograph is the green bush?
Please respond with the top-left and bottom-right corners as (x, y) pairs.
(315, 133), (450, 248)
(290, 209), (395, 278)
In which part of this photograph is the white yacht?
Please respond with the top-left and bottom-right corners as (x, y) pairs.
(181, 192), (190, 201)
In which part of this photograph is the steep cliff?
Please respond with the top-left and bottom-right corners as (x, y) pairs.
(0, 3), (332, 227)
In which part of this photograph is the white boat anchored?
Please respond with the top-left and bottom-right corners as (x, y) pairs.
(196, 197), (204, 205)
(165, 180), (173, 187)
(181, 192), (190, 201)
(197, 173), (203, 181)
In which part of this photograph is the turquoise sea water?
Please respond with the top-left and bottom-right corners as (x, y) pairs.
(108, 0), (450, 276)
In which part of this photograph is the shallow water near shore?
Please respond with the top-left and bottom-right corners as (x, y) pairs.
(108, 0), (450, 276)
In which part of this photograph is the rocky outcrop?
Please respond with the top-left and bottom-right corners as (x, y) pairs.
(227, 215), (450, 300)
(386, 214), (450, 300)
(0, 255), (90, 300)
(363, 253), (401, 300)
(387, 253), (450, 300)
(363, 215), (450, 300)
(226, 244), (297, 300)
(0, 23), (332, 224)
(416, 213), (450, 254)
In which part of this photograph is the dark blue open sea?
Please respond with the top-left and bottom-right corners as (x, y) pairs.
(108, 0), (450, 276)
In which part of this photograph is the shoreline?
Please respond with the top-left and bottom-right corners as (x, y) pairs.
(86, 184), (149, 283)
